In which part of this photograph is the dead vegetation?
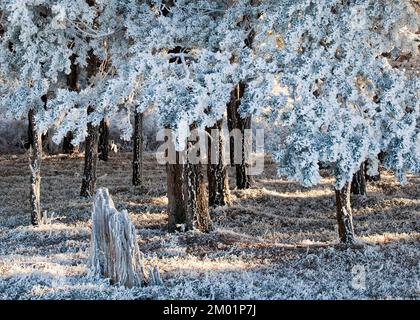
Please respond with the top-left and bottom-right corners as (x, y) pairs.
(0, 152), (419, 299)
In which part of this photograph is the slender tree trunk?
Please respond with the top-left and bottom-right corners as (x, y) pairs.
(225, 9), (256, 189)
(63, 53), (80, 154)
(63, 131), (77, 154)
(26, 112), (35, 150)
(132, 111), (143, 186)
(184, 140), (211, 232)
(98, 118), (110, 161)
(167, 151), (186, 232)
(236, 111), (252, 189)
(351, 162), (367, 195)
(206, 119), (230, 207)
(81, 49), (99, 197)
(335, 182), (355, 244)
(28, 109), (43, 226)
(227, 83), (252, 189)
(226, 91), (236, 166)
(80, 106), (99, 197)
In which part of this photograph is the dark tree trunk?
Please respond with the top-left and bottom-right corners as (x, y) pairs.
(63, 131), (77, 154)
(335, 182), (356, 244)
(98, 118), (110, 161)
(184, 141), (211, 232)
(227, 83), (252, 189)
(236, 111), (252, 189)
(225, 9), (256, 189)
(28, 109), (43, 226)
(80, 106), (99, 197)
(63, 54), (80, 155)
(206, 119), (230, 207)
(226, 90), (237, 166)
(81, 49), (99, 197)
(351, 162), (367, 195)
(26, 112), (35, 150)
(167, 151), (186, 232)
(132, 111), (143, 186)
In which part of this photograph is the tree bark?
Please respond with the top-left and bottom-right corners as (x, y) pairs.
(227, 83), (252, 189)
(226, 89), (237, 166)
(206, 119), (230, 207)
(28, 109), (43, 226)
(26, 107), (47, 150)
(132, 111), (144, 186)
(184, 140), (211, 232)
(63, 54), (80, 155)
(236, 110), (252, 190)
(81, 49), (99, 197)
(98, 117), (110, 161)
(63, 131), (77, 154)
(167, 151), (186, 232)
(335, 182), (356, 244)
(351, 162), (367, 195)
(80, 106), (99, 197)
(224, 8), (256, 189)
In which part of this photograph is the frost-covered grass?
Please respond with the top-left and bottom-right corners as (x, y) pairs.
(0, 153), (419, 299)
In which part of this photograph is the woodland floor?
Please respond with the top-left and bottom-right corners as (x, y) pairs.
(0, 152), (419, 299)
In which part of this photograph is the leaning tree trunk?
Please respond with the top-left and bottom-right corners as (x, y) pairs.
(335, 182), (356, 244)
(132, 111), (143, 186)
(28, 109), (43, 226)
(206, 119), (230, 207)
(167, 151), (186, 232)
(351, 162), (367, 196)
(80, 106), (99, 197)
(227, 83), (252, 189)
(90, 188), (145, 288)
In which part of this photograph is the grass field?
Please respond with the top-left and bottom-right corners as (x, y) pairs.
(0, 152), (419, 299)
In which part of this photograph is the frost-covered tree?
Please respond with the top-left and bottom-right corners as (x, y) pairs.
(0, 0), (99, 224)
(76, 0), (276, 227)
(147, 0), (277, 214)
(268, 0), (419, 243)
(0, 0), (132, 215)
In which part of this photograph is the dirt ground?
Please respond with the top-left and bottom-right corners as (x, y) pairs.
(0, 152), (419, 299)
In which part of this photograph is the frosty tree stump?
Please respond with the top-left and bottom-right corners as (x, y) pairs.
(90, 188), (144, 288)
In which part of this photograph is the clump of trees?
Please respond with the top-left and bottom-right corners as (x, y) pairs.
(0, 0), (418, 245)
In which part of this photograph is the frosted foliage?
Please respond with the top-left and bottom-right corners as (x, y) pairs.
(268, 0), (419, 189)
(90, 188), (144, 288)
(119, 0), (278, 149)
(1, 0), (418, 182)
(0, 1), (279, 148)
(0, 0), (130, 142)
